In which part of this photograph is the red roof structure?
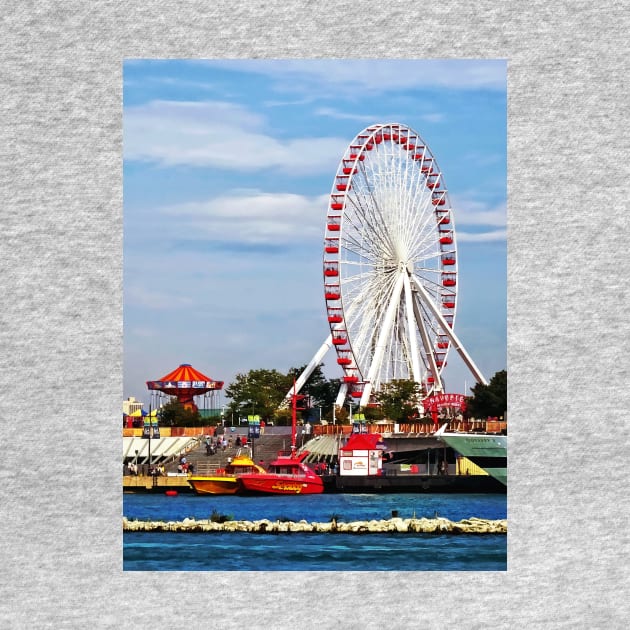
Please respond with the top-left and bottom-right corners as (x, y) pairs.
(146, 363), (224, 412)
(341, 433), (386, 452)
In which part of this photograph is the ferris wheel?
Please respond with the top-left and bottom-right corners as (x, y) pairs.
(288, 123), (486, 409)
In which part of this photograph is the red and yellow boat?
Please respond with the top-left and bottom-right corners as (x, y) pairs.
(237, 450), (324, 495)
(187, 454), (266, 495)
(236, 380), (324, 495)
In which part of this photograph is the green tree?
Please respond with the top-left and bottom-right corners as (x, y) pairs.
(333, 405), (349, 425)
(374, 379), (424, 423)
(362, 404), (385, 423)
(287, 363), (339, 422)
(224, 368), (293, 423)
(465, 370), (507, 419)
(273, 408), (293, 426)
(157, 399), (202, 427)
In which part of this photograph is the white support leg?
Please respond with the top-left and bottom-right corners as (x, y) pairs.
(411, 275), (488, 385)
(403, 272), (422, 384)
(360, 271), (406, 407)
(411, 289), (443, 393)
(335, 381), (348, 408)
(282, 335), (333, 405)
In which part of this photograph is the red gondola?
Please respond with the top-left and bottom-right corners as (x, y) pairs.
(327, 307), (343, 323)
(325, 239), (339, 253)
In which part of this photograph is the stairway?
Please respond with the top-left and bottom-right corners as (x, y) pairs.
(165, 433), (295, 475)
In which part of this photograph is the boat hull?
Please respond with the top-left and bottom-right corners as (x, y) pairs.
(187, 476), (239, 495)
(187, 455), (266, 495)
(437, 431), (507, 486)
(238, 474), (324, 495)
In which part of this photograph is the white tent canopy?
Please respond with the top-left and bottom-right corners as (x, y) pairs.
(123, 436), (199, 465)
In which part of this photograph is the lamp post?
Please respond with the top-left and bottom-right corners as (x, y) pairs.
(349, 401), (353, 423)
(142, 405), (160, 476)
(332, 405), (336, 426)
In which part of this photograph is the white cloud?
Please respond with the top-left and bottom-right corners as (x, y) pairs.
(201, 59), (507, 94)
(263, 97), (316, 107)
(124, 76), (221, 92)
(457, 229), (507, 242)
(315, 107), (384, 123)
(124, 99), (345, 173)
(314, 107), (447, 126)
(127, 287), (195, 310)
(449, 197), (506, 242)
(420, 113), (446, 123)
(160, 191), (330, 245)
(452, 197), (506, 227)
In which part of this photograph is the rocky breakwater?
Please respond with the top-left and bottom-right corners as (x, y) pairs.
(123, 516), (506, 535)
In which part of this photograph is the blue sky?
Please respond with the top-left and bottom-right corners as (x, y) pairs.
(123, 59), (507, 408)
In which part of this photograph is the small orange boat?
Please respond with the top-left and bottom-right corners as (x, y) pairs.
(187, 455), (266, 495)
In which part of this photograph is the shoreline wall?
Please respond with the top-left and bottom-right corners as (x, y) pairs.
(123, 516), (507, 534)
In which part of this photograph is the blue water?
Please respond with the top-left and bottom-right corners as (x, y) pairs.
(123, 493), (506, 571)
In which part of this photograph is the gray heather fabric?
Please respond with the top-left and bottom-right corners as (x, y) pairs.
(1, 1), (628, 628)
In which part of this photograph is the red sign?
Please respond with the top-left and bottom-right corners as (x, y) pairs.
(422, 393), (466, 410)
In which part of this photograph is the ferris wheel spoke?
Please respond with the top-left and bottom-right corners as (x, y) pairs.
(341, 231), (389, 264)
(345, 192), (397, 259)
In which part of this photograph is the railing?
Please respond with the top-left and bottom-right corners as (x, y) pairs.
(124, 420), (507, 441)
(191, 462), (223, 476)
(313, 420), (507, 437)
